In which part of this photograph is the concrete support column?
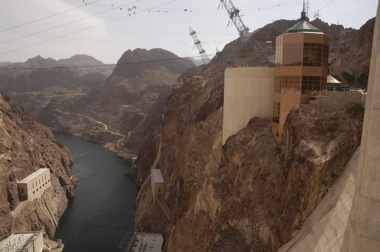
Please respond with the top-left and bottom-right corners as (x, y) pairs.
(349, 1), (380, 251)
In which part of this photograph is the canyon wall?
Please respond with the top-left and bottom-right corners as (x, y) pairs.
(131, 61), (364, 250)
(128, 17), (374, 250)
(0, 92), (77, 240)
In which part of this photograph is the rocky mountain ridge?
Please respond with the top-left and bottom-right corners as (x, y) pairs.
(0, 54), (114, 119)
(0, 92), (77, 240)
(330, 17), (376, 82)
(37, 48), (195, 154)
(1, 54), (113, 76)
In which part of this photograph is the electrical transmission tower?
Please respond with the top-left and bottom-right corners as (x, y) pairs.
(189, 26), (210, 64)
(219, 0), (249, 36)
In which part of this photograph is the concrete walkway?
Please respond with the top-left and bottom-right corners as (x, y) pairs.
(11, 200), (29, 218)
(158, 198), (171, 219)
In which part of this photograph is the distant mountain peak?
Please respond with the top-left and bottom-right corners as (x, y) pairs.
(58, 54), (104, 66)
(69, 54), (97, 60)
(113, 48), (194, 78)
(24, 55), (57, 68)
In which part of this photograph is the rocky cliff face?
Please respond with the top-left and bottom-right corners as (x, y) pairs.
(0, 92), (76, 240)
(330, 18), (375, 83)
(129, 18), (370, 251)
(131, 63), (363, 250)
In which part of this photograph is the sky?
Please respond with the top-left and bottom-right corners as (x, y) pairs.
(0, 0), (378, 64)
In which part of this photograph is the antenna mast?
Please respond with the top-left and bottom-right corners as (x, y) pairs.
(301, 0), (306, 19)
(189, 26), (210, 64)
(219, 0), (249, 36)
(303, 0), (306, 12)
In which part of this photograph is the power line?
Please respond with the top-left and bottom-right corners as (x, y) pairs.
(0, 56), (202, 70)
(0, 1), (99, 33)
(319, 0), (336, 11)
(218, 25), (229, 49)
(0, 0), (139, 45)
(204, 6), (221, 44)
(311, 0), (356, 21)
(0, 49), (248, 70)
(0, 45), (273, 71)
(243, 0), (300, 16)
(0, 0), (177, 57)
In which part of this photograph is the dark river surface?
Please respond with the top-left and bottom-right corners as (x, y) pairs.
(54, 133), (137, 252)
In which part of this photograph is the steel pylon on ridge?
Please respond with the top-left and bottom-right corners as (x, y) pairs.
(219, 0), (249, 36)
(189, 26), (210, 65)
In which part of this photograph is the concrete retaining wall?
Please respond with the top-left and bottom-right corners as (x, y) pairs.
(310, 91), (366, 110)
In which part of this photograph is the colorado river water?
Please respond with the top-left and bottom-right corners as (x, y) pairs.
(54, 133), (137, 252)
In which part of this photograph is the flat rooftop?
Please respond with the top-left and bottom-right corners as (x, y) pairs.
(0, 232), (39, 251)
(18, 168), (50, 184)
(43, 237), (64, 252)
(151, 169), (164, 183)
(129, 233), (163, 252)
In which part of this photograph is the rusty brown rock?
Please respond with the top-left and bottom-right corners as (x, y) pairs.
(0, 92), (77, 240)
(132, 65), (363, 251)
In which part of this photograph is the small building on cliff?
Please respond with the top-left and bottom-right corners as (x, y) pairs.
(151, 169), (166, 202)
(17, 168), (51, 202)
(326, 74), (346, 91)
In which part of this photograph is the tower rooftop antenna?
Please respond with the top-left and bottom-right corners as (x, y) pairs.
(189, 26), (210, 65)
(301, 0), (307, 20)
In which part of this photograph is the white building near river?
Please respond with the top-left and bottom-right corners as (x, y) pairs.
(17, 168), (51, 202)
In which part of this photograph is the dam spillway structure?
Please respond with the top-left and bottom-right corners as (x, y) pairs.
(348, 0), (380, 249)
